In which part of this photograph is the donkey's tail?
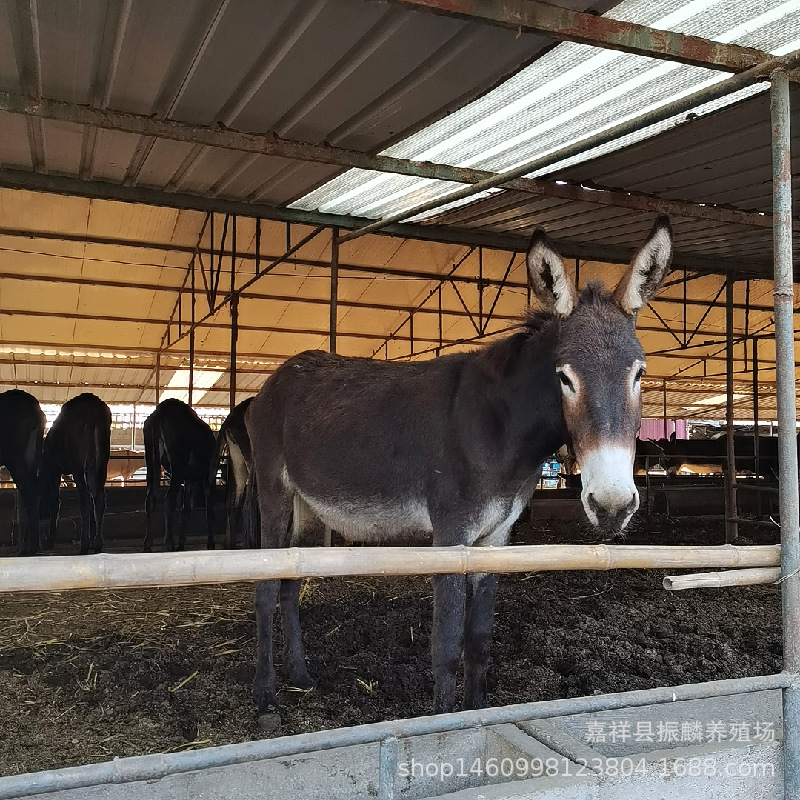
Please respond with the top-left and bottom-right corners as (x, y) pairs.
(242, 468), (261, 549)
(209, 415), (231, 490)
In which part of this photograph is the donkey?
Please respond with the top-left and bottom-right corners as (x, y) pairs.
(210, 398), (253, 549)
(245, 216), (673, 730)
(143, 398), (216, 552)
(0, 389), (45, 556)
(40, 393), (112, 555)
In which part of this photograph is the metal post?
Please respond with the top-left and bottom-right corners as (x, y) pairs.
(189, 256), (195, 407)
(478, 246), (483, 333)
(131, 405), (136, 450)
(155, 351), (160, 406)
(330, 228), (339, 355)
(725, 275), (738, 544)
(229, 295), (238, 411)
(325, 228), (339, 548)
(753, 336), (761, 516)
(662, 379), (668, 440)
(771, 68), (800, 797)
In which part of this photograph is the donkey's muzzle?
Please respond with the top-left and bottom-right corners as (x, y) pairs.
(586, 490), (638, 532)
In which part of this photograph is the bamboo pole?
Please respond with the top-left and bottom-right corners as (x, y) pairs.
(663, 567), (781, 591)
(0, 544), (780, 594)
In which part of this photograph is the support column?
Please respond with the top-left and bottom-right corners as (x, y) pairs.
(662, 379), (668, 440)
(189, 256), (195, 407)
(725, 275), (738, 543)
(325, 229), (339, 547)
(155, 351), (160, 406)
(229, 295), (238, 411)
(771, 68), (800, 797)
(753, 336), (761, 517)
(330, 228), (339, 355)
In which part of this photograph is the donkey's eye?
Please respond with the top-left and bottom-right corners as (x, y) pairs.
(634, 366), (646, 383)
(557, 370), (575, 393)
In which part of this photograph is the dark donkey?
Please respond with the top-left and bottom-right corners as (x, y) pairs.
(143, 399), (216, 552)
(246, 217), (673, 730)
(0, 389), (45, 556)
(40, 393), (112, 555)
(210, 397), (253, 549)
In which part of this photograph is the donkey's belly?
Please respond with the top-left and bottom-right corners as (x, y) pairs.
(301, 492), (434, 541)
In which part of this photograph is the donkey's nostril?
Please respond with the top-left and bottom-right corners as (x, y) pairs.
(586, 492), (601, 515)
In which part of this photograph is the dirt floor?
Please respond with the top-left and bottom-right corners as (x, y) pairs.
(0, 513), (782, 777)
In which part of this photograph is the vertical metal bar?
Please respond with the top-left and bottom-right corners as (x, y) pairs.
(131, 405), (136, 450)
(230, 215), (236, 297)
(437, 285), (443, 355)
(725, 275), (738, 544)
(330, 228), (339, 355)
(771, 69), (800, 797)
(255, 217), (261, 275)
(575, 257), (580, 290)
(189, 256), (195, 407)
(753, 336), (761, 517)
(155, 351), (160, 406)
(229, 296), (238, 411)
(325, 230), (337, 550)
(478, 246), (483, 334)
(409, 313), (414, 356)
(662, 379), (668, 440)
(683, 269), (687, 346)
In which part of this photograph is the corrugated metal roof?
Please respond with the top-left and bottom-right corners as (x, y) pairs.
(0, 0), (608, 203)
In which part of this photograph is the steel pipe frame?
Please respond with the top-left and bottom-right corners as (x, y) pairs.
(0, 226), (782, 290)
(0, 92), (775, 233)
(725, 276), (738, 544)
(0, 260), (781, 316)
(771, 68), (800, 798)
(0, 169), (779, 280)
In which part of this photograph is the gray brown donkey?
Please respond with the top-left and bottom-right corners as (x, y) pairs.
(246, 217), (673, 730)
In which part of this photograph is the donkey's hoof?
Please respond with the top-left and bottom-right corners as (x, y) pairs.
(257, 711), (282, 733)
(287, 670), (314, 691)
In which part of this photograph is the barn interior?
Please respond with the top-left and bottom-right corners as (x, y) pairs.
(0, 0), (799, 795)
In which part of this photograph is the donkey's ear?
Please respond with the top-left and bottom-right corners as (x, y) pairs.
(526, 229), (577, 318)
(612, 215), (673, 315)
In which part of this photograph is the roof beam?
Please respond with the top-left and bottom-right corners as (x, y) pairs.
(388, 0), (789, 74)
(0, 93), (774, 229)
(0, 169), (775, 278)
(0, 305), (477, 347)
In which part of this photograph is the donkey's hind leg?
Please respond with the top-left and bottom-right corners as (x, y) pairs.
(253, 478), (293, 732)
(279, 494), (318, 690)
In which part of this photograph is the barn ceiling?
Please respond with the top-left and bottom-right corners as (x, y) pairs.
(0, 0), (796, 421)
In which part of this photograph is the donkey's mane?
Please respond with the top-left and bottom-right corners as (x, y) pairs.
(480, 281), (618, 375)
(479, 307), (555, 375)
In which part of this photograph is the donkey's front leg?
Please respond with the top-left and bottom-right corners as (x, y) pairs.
(254, 580), (281, 732)
(432, 573), (466, 714)
(463, 573), (498, 710)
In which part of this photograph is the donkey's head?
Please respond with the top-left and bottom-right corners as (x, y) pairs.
(527, 216), (673, 532)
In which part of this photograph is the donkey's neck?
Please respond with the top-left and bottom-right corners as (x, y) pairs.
(473, 319), (567, 473)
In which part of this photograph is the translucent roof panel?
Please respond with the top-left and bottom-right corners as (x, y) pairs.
(290, 0), (800, 221)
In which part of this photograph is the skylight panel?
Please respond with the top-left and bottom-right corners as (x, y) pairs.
(290, 0), (799, 222)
